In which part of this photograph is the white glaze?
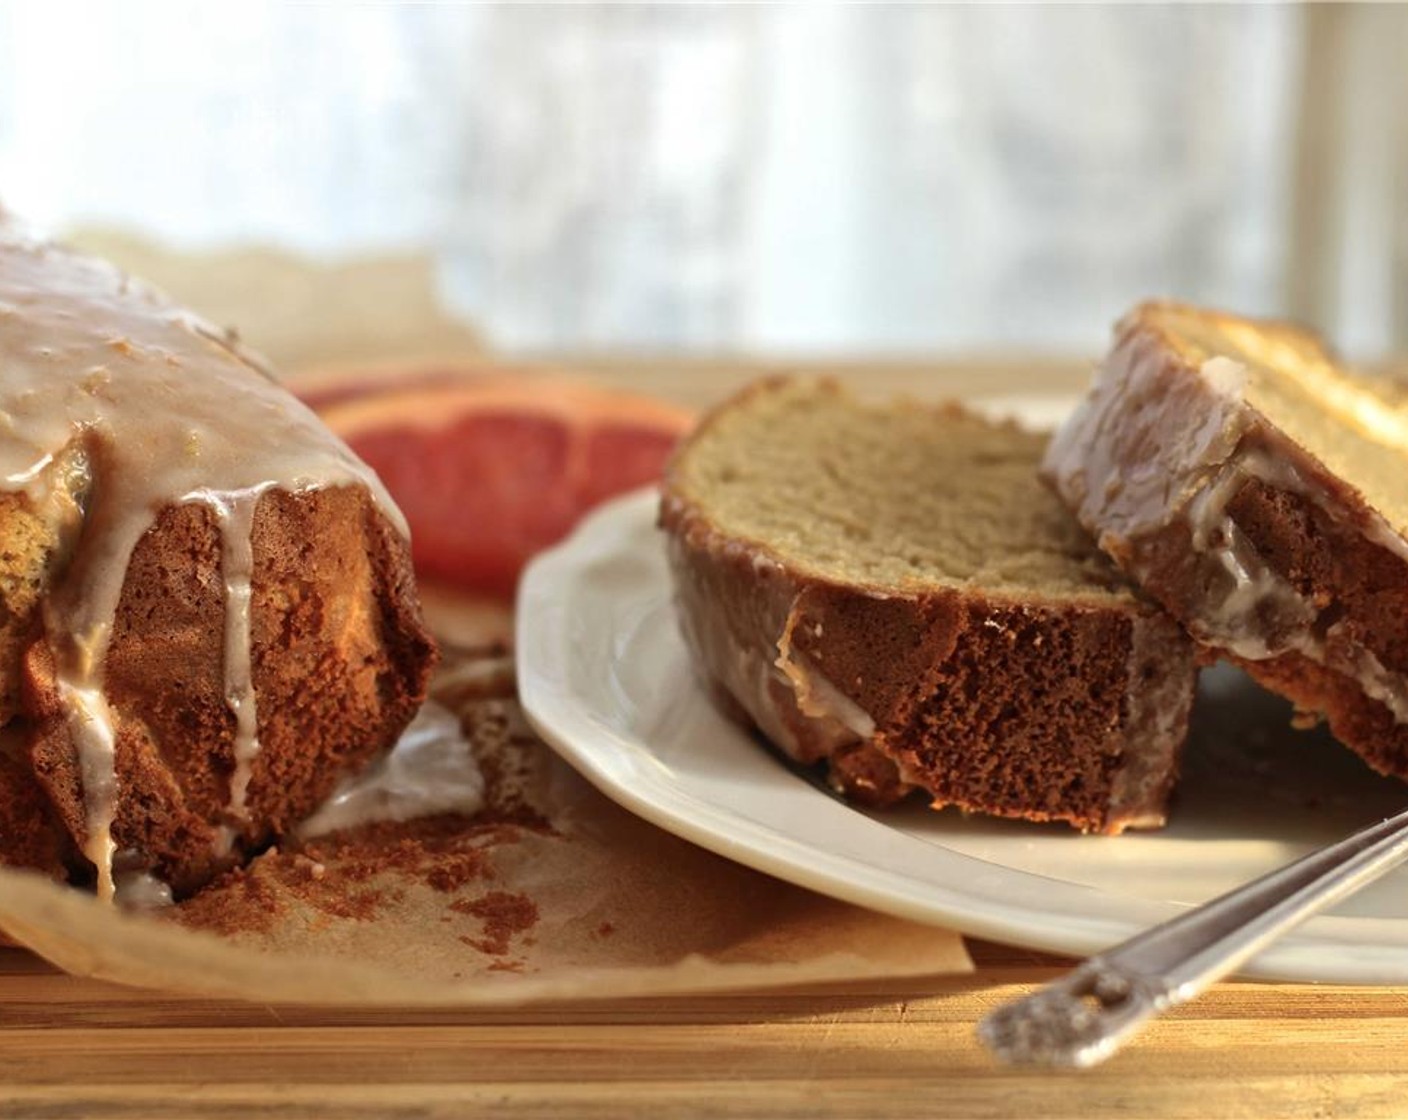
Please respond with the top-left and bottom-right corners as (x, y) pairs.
(113, 867), (174, 911)
(775, 642), (877, 741)
(1182, 449), (1318, 660)
(189, 485), (271, 833)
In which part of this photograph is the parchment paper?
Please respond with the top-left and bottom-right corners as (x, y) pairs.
(67, 228), (486, 372)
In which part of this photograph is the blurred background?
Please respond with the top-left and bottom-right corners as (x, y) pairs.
(0, 2), (1403, 361)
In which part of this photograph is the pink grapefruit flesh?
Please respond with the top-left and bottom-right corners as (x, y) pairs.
(313, 378), (693, 599)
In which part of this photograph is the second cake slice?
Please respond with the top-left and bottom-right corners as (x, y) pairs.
(1045, 301), (1408, 787)
(661, 379), (1198, 834)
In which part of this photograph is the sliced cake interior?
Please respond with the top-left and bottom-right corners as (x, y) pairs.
(662, 378), (1198, 834)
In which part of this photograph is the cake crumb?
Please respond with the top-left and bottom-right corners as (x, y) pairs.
(450, 890), (539, 956)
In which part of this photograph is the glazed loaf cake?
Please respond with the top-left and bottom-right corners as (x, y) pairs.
(661, 379), (1199, 834)
(0, 226), (435, 899)
(1045, 301), (1408, 786)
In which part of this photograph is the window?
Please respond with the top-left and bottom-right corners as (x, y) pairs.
(0, 4), (1400, 356)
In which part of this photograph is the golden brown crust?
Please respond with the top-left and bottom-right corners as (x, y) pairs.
(0, 728), (75, 877)
(0, 492), (63, 727)
(1121, 299), (1334, 365)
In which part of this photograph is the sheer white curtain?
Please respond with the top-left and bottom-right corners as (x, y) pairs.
(0, 3), (1400, 355)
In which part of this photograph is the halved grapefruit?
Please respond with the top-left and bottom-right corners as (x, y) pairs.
(311, 375), (694, 599)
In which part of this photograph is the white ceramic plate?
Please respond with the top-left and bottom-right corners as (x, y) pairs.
(516, 397), (1408, 983)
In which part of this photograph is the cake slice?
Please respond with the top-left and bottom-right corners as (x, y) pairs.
(660, 379), (1199, 834)
(1044, 300), (1408, 784)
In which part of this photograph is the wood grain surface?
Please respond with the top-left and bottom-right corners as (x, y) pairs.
(7, 358), (1408, 1118)
(3, 941), (1408, 1119)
